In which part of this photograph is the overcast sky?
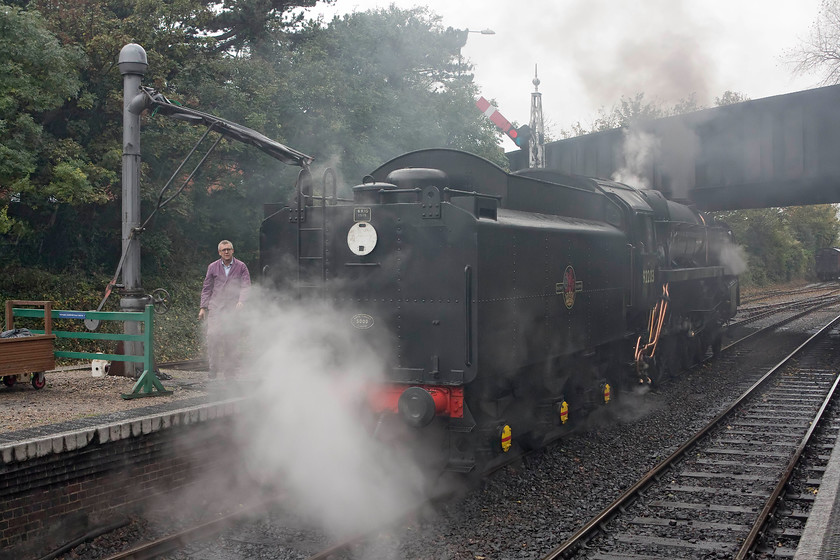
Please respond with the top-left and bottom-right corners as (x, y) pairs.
(306, 0), (826, 140)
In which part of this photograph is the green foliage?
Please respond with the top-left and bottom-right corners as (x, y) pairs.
(0, 5), (86, 239)
(0, 0), (329, 275)
(714, 90), (750, 106)
(277, 7), (506, 182)
(0, 1), (504, 361)
(0, 264), (117, 358)
(145, 271), (206, 362)
(0, 263), (204, 363)
(785, 204), (840, 252)
(714, 205), (840, 286)
(562, 92), (703, 137)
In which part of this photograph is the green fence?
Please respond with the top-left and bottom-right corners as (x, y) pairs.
(9, 304), (171, 399)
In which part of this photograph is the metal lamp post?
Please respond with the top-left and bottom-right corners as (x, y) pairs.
(459, 28), (495, 76)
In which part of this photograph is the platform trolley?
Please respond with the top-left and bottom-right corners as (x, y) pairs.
(1, 301), (56, 390)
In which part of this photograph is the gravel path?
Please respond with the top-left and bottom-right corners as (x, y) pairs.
(0, 366), (210, 432)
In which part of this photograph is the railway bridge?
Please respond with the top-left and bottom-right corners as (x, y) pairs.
(508, 84), (840, 211)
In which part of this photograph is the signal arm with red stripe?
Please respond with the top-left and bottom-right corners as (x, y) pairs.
(475, 96), (528, 146)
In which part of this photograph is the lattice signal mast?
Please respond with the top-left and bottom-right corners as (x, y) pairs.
(475, 68), (545, 168)
(529, 65), (545, 169)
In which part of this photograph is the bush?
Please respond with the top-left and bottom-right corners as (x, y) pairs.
(0, 265), (204, 364)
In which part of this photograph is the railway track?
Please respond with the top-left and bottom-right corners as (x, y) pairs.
(738, 283), (837, 306)
(93, 501), (276, 560)
(758, 407), (840, 557)
(542, 311), (840, 559)
(729, 289), (840, 331)
(87, 294), (840, 560)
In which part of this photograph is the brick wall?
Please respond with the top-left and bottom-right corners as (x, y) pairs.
(0, 406), (242, 559)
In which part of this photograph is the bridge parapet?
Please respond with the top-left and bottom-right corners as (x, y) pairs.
(509, 84), (840, 210)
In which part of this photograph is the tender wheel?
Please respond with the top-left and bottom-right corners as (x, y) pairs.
(31, 372), (46, 390)
(691, 336), (706, 363)
(2, 376), (15, 387)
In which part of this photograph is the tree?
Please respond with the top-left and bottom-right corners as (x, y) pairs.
(562, 92), (702, 137)
(715, 208), (808, 285)
(784, 204), (840, 252)
(714, 90), (750, 106)
(0, 0), (326, 272)
(790, 0), (840, 84)
(0, 5), (90, 241)
(714, 204), (840, 285)
(275, 6), (506, 185)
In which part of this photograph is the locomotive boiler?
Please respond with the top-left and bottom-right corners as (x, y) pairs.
(260, 149), (739, 472)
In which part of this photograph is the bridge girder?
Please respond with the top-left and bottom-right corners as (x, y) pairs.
(508, 84), (840, 211)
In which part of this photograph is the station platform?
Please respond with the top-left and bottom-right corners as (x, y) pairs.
(0, 364), (242, 463)
(0, 363), (254, 557)
(794, 430), (840, 559)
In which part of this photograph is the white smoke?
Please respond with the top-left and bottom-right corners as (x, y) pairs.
(612, 128), (660, 188)
(221, 288), (428, 538)
(715, 238), (749, 276)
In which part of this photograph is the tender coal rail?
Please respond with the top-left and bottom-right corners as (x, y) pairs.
(544, 311), (840, 560)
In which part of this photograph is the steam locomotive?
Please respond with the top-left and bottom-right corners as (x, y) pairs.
(260, 149), (739, 472)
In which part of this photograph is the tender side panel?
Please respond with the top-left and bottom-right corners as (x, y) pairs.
(474, 211), (628, 377)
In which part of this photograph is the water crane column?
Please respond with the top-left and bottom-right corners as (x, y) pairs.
(118, 43), (148, 375)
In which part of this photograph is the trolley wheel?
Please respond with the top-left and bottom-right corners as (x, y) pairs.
(31, 372), (46, 390)
(2, 376), (15, 387)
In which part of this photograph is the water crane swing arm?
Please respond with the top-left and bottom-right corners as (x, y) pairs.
(134, 87), (314, 167)
(90, 126), (221, 320)
(92, 87), (314, 321)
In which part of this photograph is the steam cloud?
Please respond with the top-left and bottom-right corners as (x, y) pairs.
(523, 0), (718, 115)
(218, 288), (428, 538)
(611, 128), (659, 189)
(715, 238), (749, 276)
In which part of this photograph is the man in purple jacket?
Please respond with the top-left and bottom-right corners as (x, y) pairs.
(199, 240), (251, 378)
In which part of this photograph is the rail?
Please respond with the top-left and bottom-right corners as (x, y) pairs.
(542, 309), (840, 559)
(6, 301), (170, 399)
